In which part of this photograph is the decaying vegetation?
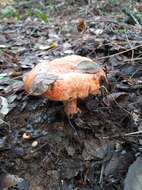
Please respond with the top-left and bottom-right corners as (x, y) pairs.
(0, 1), (142, 190)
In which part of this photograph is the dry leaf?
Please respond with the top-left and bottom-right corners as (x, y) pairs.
(0, 96), (9, 116)
(124, 157), (142, 190)
(77, 19), (87, 33)
(0, 0), (13, 7)
(103, 92), (128, 106)
(135, 3), (142, 12)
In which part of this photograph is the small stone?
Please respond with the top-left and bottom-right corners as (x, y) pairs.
(22, 132), (31, 140)
(66, 146), (75, 156)
(95, 29), (103, 35)
(32, 141), (38, 148)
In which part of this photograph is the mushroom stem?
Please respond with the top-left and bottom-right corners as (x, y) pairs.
(64, 99), (78, 117)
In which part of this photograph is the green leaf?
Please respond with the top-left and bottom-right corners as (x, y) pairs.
(34, 9), (48, 23)
(49, 42), (57, 49)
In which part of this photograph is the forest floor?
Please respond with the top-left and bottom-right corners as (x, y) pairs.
(0, 1), (142, 190)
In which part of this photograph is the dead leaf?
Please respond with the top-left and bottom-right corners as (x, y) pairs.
(124, 157), (142, 190)
(135, 3), (142, 12)
(0, 0), (13, 7)
(0, 96), (9, 117)
(2, 49), (19, 65)
(105, 151), (134, 178)
(82, 138), (110, 160)
(0, 173), (29, 190)
(103, 92), (128, 106)
(77, 19), (87, 33)
(59, 158), (83, 179)
(77, 60), (102, 74)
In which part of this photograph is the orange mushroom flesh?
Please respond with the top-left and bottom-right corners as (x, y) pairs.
(24, 55), (106, 117)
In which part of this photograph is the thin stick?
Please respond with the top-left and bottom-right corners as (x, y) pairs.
(124, 131), (142, 136)
(99, 163), (105, 184)
(124, 57), (142, 62)
(96, 44), (142, 60)
(125, 30), (134, 63)
(102, 130), (142, 139)
(68, 117), (80, 138)
(101, 86), (132, 116)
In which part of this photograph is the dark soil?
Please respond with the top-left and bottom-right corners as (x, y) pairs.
(0, 1), (142, 190)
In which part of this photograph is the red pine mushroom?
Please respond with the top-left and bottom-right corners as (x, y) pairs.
(23, 55), (106, 117)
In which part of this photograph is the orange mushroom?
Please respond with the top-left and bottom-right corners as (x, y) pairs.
(23, 55), (106, 117)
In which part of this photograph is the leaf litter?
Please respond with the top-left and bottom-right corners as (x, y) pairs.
(0, 0), (142, 190)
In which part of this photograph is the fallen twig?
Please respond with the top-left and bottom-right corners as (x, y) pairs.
(124, 131), (142, 136)
(124, 57), (142, 62)
(96, 44), (142, 60)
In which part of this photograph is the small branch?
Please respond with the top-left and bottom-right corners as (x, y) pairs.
(124, 131), (142, 136)
(99, 163), (105, 184)
(96, 44), (142, 60)
(124, 57), (142, 62)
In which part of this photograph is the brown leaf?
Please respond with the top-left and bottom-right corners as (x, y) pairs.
(135, 3), (142, 12)
(0, 0), (13, 7)
(2, 49), (20, 65)
(77, 19), (87, 33)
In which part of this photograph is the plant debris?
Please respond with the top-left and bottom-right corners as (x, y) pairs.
(0, 0), (142, 190)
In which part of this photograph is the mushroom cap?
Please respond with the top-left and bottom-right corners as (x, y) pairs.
(24, 55), (106, 101)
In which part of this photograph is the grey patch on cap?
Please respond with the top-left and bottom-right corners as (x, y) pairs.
(76, 61), (102, 74)
(29, 73), (58, 95)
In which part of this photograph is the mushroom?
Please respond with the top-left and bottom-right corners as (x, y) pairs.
(24, 55), (106, 117)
